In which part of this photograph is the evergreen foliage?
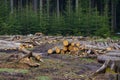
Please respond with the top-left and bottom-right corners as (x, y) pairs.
(0, 0), (114, 37)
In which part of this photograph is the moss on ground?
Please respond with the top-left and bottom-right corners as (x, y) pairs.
(36, 76), (52, 80)
(0, 68), (28, 74)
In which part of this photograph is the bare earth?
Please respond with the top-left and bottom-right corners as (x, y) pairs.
(0, 51), (116, 80)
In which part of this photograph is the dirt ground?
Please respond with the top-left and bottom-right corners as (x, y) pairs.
(0, 50), (118, 80)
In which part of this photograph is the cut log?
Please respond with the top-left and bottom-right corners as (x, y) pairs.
(84, 44), (108, 51)
(106, 52), (120, 57)
(106, 47), (113, 51)
(63, 39), (73, 46)
(32, 39), (41, 46)
(71, 42), (75, 46)
(0, 40), (42, 67)
(63, 40), (69, 46)
(17, 48), (42, 62)
(68, 45), (74, 51)
(61, 49), (65, 54)
(55, 47), (61, 54)
(32, 53), (43, 62)
(55, 45), (66, 54)
(103, 42), (109, 47)
(76, 43), (80, 47)
(47, 49), (53, 54)
(34, 32), (43, 36)
(63, 46), (68, 51)
(95, 50), (120, 74)
(0, 40), (21, 50)
(73, 46), (79, 51)
(115, 43), (120, 49)
(12, 35), (22, 41)
(95, 59), (110, 74)
(95, 59), (120, 74)
(113, 43), (120, 50)
(19, 57), (40, 67)
(70, 50), (79, 55)
(47, 48), (56, 54)
(97, 55), (120, 63)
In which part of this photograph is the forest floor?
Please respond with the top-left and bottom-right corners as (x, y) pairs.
(0, 51), (115, 80)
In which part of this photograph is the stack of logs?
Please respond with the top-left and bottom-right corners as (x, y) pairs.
(47, 39), (120, 57)
(48, 39), (80, 54)
(47, 39), (95, 57)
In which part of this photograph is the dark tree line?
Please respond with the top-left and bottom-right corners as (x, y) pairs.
(0, 0), (120, 37)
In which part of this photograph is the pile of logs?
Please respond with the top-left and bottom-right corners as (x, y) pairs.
(48, 39), (80, 54)
(1, 34), (120, 73)
(47, 39), (120, 57)
(0, 35), (120, 55)
(0, 40), (42, 67)
(47, 39), (97, 57)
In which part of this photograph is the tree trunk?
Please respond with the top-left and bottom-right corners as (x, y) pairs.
(40, 0), (43, 14)
(33, 0), (37, 12)
(111, 0), (117, 32)
(10, 0), (14, 13)
(91, 0), (94, 8)
(57, 0), (60, 18)
(89, 0), (92, 13)
(104, 0), (109, 17)
(75, 0), (78, 13)
(4, 0), (7, 4)
(68, 0), (71, 15)
(46, 0), (50, 17)
(20, 0), (23, 11)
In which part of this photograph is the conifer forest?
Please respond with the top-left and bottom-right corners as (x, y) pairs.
(0, 0), (120, 37)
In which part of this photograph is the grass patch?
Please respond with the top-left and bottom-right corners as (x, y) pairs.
(95, 39), (107, 42)
(0, 68), (28, 74)
(111, 36), (120, 40)
(0, 52), (7, 54)
(80, 58), (95, 63)
(27, 48), (34, 50)
(36, 76), (52, 80)
(106, 68), (116, 74)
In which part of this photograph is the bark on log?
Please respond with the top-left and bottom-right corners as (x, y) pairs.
(106, 52), (120, 57)
(97, 55), (120, 63)
(0, 40), (21, 49)
(95, 59), (120, 74)
(12, 35), (22, 41)
(96, 50), (120, 74)
(32, 39), (41, 46)
(0, 40), (42, 67)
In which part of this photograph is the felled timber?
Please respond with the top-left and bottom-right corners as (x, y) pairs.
(47, 48), (56, 54)
(95, 51), (120, 74)
(0, 40), (42, 67)
(0, 40), (21, 50)
(63, 39), (73, 46)
(12, 35), (22, 41)
(97, 55), (120, 63)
